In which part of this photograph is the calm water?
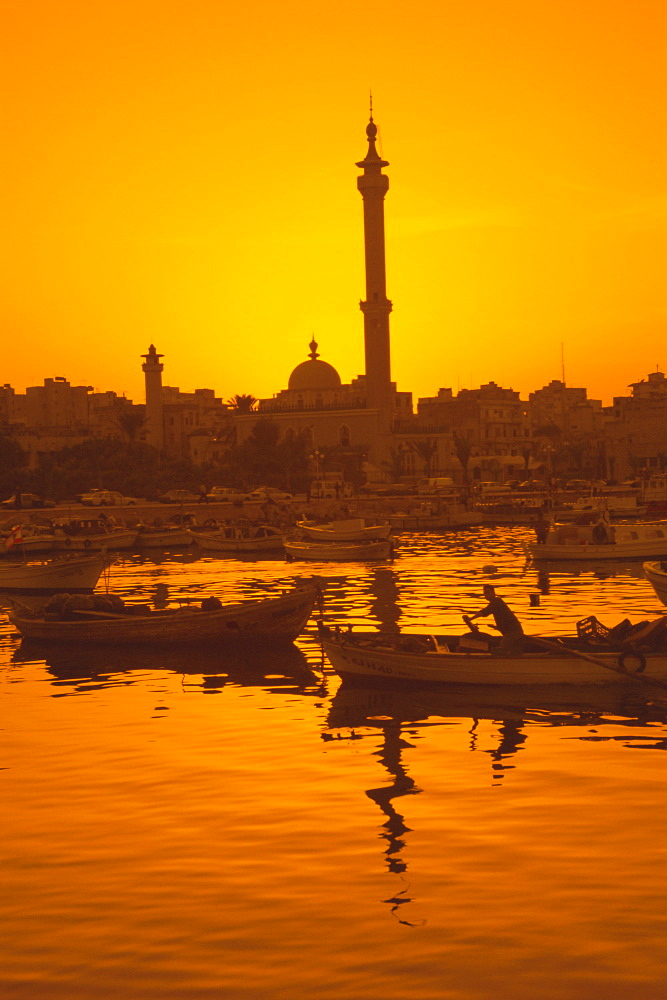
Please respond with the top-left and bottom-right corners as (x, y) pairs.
(3, 527), (667, 999)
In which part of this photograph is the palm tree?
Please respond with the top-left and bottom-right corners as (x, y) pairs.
(116, 405), (147, 443)
(453, 431), (473, 484)
(406, 437), (438, 477)
(227, 394), (257, 413)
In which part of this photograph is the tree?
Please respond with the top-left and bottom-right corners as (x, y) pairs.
(227, 394), (257, 413)
(406, 437), (438, 477)
(116, 405), (147, 443)
(453, 431), (473, 483)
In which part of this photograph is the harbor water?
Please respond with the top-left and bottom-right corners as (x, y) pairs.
(2, 526), (667, 999)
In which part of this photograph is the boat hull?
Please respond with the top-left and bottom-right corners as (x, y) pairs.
(298, 519), (392, 541)
(285, 538), (392, 561)
(0, 555), (106, 593)
(9, 583), (319, 645)
(191, 528), (284, 553)
(52, 530), (139, 551)
(136, 528), (193, 547)
(321, 632), (667, 687)
(643, 561), (667, 606)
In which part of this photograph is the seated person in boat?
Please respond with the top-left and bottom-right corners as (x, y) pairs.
(466, 585), (524, 656)
(592, 517), (610, 544)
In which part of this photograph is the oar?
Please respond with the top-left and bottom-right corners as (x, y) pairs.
(530, 635), (667, 690)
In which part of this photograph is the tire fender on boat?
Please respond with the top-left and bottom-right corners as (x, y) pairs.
(618, 649), (646, 673)
(84, 538), (92, 549)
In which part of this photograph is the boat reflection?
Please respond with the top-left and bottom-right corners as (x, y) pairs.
(325, 679), (667, 921)
(532, 558), (648, 580)
(13, 638), (321, 696)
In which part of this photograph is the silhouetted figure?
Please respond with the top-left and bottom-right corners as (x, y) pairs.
(534, 512), (550, 544)
(467, 584), (524, 656)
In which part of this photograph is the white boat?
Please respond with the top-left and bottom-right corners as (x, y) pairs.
(530, 520), (667, 560)
(190, 524), (285, 553)
(285, 537), (392, 561)
(643, 561), (667, 605)
(0, 554), (107, 593)
(319, 619), (667, 687)
(51, 518), (139, 551)
(389, 503), (485, 531)
(1, 523), (57, 553)
(136, 525), (193, 547)
(296, 517), (392, 541)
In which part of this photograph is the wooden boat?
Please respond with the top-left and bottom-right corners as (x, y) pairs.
(529, 520), (667, 560)
(388, 503), (485, 531)
(0, 554), (107, 593)
(52, 518), (139, 551)
(318, 617), (667, 687)
(643, 561), (667, 605)
(296, 517), (392, 541)
(189, 524), (284, 553)
(8, 580), (320, 645)
(135, 525), (193, 547)
(285, 537), (392, 561)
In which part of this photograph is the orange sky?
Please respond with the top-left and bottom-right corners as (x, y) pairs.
(2, 0), (665, 408)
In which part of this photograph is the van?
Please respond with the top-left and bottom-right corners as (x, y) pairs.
(310, 479), (344, 499)
(417, 477), (456, 494)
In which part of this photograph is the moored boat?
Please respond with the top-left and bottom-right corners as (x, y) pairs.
(530, 520), (667, 560)
(8, 580), (321, 645)
(389, 503), (485, 531)
(318, 617), (667, 687)
(52, 518), (139, 551)
(190, 524), (285, 553)
(285, 537), (392, 561)
(136, 524), (193, 547)
(0, 554), (107, 593)
(296, 517), (392, 542)
(643, 561), (667, 606)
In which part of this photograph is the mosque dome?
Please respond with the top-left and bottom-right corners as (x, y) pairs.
(288, 339), (341, 391)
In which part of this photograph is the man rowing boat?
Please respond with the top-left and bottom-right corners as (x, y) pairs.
(465, 584), (524, 656)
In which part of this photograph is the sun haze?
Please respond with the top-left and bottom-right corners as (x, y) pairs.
(2, 0), (665, 405)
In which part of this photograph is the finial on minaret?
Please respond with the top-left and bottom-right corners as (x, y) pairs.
(308, 337), (319, 360)
(369, 89), (373, 121)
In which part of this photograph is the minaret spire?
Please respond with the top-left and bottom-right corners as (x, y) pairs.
(356, 111), (392, 424)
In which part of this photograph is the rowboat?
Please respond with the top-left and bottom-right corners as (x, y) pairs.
(135, 525), (193, 547)
(189, 524), (285, 553)
(296, 518), (392, 542)
(9, 580), (320, 645)
(318, 617), (667, 687)
(285, 537), (392, 561)
(529, 520), (667, 560)
(643, 561), (667, 605)
(0, 554), (107, 593)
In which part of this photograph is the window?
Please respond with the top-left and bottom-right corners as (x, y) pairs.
(339, 424), (351, 447)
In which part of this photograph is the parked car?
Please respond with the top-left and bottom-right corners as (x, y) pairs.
(563, 480), (591, 493)
(81, 490), (143, 506)
(158, 490), (201, 504)
(476, 482), (511, 495)
(516, 480), (548, 492)
(247, 488), (293, 502)
(207, 487), (249, 501)
(0, 492), (56, 509)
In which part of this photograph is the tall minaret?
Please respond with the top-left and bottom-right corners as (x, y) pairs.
(141, 344), (164, 451)
(356, 111), (393, 424)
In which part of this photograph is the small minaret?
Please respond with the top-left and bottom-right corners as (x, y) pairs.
(141, 344), (164, 450)
(356, 110), (393, 423)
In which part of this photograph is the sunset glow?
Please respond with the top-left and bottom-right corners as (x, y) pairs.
(2, 0), (665, 405)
